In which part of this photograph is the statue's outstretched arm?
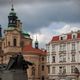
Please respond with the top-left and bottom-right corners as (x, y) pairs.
(25, 61), (34, 66)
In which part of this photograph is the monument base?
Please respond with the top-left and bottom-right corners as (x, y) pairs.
(2, 70), (28, 80)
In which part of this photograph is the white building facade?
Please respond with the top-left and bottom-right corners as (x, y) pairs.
(46, 31), (80, 80)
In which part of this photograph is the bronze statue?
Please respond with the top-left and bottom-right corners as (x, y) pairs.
(6, 53), (33, 70)
(1, 53), (33, 80)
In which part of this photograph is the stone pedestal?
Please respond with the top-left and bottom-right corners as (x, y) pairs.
(2, 70), (28, 80)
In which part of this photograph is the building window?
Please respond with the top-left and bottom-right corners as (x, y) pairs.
(13, 38), (17, 46)
(10, 20), (12, 23)
(0, 78), (2, 80)
(59, 66), (66, 74)
(59, 54), (66, 62)
(8, 41), (10, 46)
(52, 67), (55, 74)
(42, 57), (44, 61)
(42, 65), (44, 71)
(61, 37), (63, 40)
(72, 43), (75, 50)
(32, 67), (35, 76)
(42, 76), (44, 80)
(4, 43), (5, 48)
(63, 44), (66, 51)
(0, 47), (1, 50)
(71, 66), (75, 73)
(47, 56), (49, 63)
(52, 44), (55, 52)
(60, 44), (66, 51)
(60, 35), (66, 40)
(52, 56), (55, 63)
(48, 66), (50, 74)
(71, 54), (75, 62)
(73, 35), (76, 39)
(47, 46), (49, 52)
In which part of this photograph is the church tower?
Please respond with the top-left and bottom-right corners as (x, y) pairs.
(8, 5), (18, 27)
(2, 4), (22, 63)
(35, 36), (39, 49)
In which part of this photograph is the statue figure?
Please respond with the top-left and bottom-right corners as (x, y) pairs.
(2, 53), (33, 80)
(6, 53), (33, 70)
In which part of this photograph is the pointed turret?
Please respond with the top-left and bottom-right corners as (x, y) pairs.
(8, 4), (18, 27)
(0, 25), (2, 38)
(35, 36), (39, 49)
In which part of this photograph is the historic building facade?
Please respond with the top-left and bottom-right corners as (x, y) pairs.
(46, 31), (80, 80)
(0, 6), (48, 80)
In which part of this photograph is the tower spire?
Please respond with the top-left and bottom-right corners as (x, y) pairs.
(11, 0), (14, 11)
(8, 0), (18, 27)
(36, 35), (38, 42)
(0, 25), (2, 38)
(35, 35), (39, 49)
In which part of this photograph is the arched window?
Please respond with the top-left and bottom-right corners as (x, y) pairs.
(13, 38), (17, 46)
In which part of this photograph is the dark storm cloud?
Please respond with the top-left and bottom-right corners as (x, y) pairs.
(0, 0), (80, 32)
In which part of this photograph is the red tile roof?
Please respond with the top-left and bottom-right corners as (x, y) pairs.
(51, 36), (59, 41)
(77, 33), (80, 38)
(67, 34), (72, 40)
(23, 45), (47, 55)
(51, 32), (80, 42)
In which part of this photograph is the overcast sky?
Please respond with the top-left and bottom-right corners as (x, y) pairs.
(0, 0), (80, 48)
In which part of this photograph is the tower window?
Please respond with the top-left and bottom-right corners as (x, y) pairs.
(8, 41), (10, 46)
(10, 20), (12, 23)
(13, 38), (17, 46)
(42, 65), (44, 71)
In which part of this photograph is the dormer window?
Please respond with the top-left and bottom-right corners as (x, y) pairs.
(73, 35), (76, 39)
(61, 37), (63, 40)
(72, 33), (77, 39)
(60, 35), (67, 40)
